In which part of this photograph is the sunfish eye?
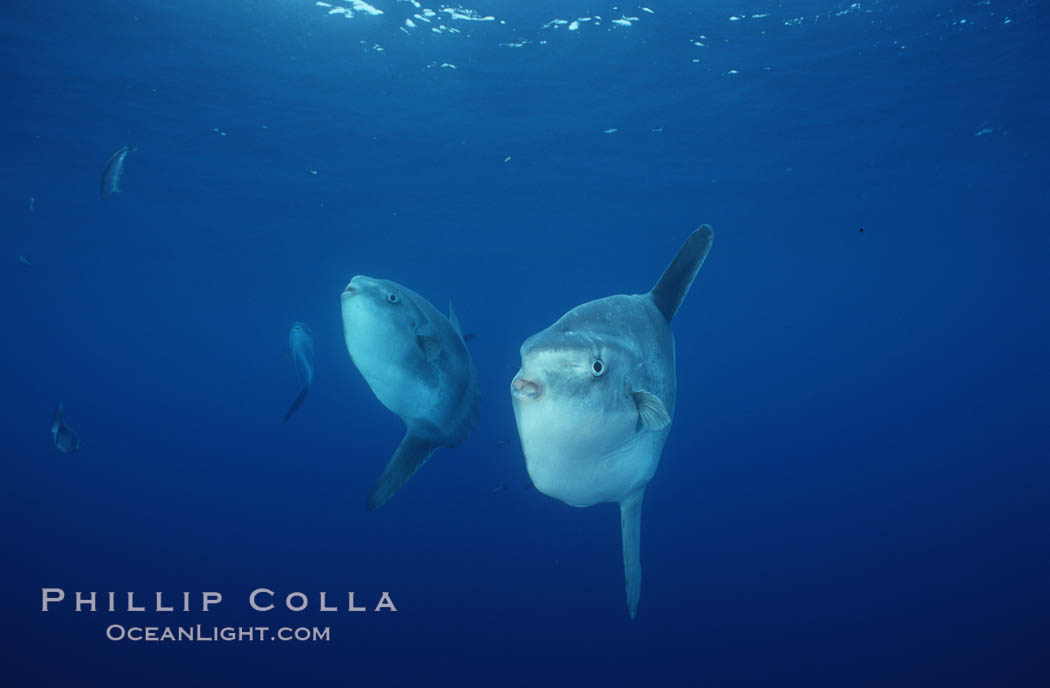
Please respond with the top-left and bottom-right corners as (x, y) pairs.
(387, 292), (400, 304)
(591, 359), (605, 377)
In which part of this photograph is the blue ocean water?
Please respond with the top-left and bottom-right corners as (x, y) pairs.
(2, 0), (1047, 685)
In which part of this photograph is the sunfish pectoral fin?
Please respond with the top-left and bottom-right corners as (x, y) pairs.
(415, 321), (442, 361)
(632, 390), (670, 431)
(366, 432), (437, 511)
(620, 489), (645, 620)
(650, 224), (714, 322)
(282, 386), (309, 423)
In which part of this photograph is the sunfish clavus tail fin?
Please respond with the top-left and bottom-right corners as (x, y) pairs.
(620, 489), (645, 620)
(366, 432), (437, 511)
(282, 387), (309, 423)
(650, 225), (714, 322)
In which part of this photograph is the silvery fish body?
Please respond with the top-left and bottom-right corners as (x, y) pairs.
(100, 144), (135, 199)
(50, 402), (81, 454)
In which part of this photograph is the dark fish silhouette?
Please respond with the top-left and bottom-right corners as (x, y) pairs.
(50, 403), (81, 454)
(101, 144), (135, 199)
(489, 482), (508, 495)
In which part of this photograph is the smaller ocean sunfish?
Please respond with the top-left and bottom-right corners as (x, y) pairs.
(50, 402), (81, 454)
(283, 322), (315, 423)
(341, 275), (481, 510)
(100, 144), (135, 200)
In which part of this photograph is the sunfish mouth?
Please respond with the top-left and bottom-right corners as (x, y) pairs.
(511, 377), (544, 401)
(344, 275), (374, 297)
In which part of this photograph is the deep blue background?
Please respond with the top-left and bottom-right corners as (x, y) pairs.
(2, 1), (1047, 685)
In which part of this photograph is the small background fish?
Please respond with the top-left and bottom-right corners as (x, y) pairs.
(100, 143), (135, 199)
(49, 402), (80, 454)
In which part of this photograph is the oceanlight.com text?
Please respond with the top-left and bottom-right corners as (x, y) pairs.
(105, 624), (330, 642)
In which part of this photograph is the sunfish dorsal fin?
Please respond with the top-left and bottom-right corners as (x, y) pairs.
(448, 301), (463, 338)
(650, 225), (714, 322)
(51, 402), (64, 432)
(367, 432), (437, 510)
(282, 387), (309, 423)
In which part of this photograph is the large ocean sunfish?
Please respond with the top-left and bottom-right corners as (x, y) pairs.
(283, 322), (315, 423)
(510, 226), (714, 619)
(341, 276), (480, 510)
